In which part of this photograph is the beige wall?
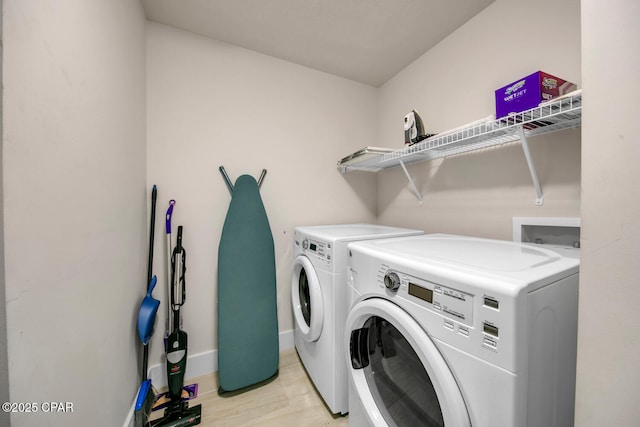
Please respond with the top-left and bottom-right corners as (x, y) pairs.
(146, 22), (377, 362)
(0, 2), (8, 426)
(375, 0), (582, 239)
(3, 1), (147, 425)
(373, 0), (640, 423)
(576, 0), (640, 425)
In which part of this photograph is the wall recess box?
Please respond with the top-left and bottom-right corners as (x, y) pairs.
(512, 217), (580, 249)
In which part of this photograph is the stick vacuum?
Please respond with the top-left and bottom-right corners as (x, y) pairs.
(150, 226), (202, 427)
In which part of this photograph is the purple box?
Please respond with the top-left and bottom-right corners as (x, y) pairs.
(495, 71), (576, 118)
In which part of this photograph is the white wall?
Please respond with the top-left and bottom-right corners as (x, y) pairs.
(375, 0), (582, 239)
(146, 22), (377, 364)
(576, 1), (640, 425)
(3, 1), (146, 426)
(0, 2), (9, 426)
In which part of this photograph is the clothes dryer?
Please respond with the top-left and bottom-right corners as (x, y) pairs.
(345, 234), (579, 427)
(292, 224), (423, 415)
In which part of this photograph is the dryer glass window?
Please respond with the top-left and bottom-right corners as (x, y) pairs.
(363, 316), (444, 427)
(298, 268), (311, 327)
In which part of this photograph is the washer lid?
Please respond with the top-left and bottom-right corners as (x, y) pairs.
(295, 224), (423, 242)
(352, 234), (579, 275)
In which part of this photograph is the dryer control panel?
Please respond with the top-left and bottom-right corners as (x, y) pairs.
(388, 270), (474, 327)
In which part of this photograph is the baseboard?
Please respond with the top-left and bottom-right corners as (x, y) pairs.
(278, 327), (295, 351)
(149, 328), (294, 388)
(148, 348), (215, 390)
(123, 329), (294, 427)
(124, 399), (135, 427)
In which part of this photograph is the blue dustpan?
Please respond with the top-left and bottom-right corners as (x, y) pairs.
(138, 275), (160, 345)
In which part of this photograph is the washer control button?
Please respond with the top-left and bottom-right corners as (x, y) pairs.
(444, 319), (455, 330)
(384, 271), (401, 291)
(483, 337), (498, 351)
(483, 322), (499, 338)
(483, 296), (500, 310)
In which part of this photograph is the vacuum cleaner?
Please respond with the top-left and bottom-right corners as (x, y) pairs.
(150, 226), (202, 427)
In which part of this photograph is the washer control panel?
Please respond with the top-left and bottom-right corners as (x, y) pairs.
(299, 237), (331, 264)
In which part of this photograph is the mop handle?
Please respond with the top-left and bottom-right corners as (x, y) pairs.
(165, 200), (175, 233)
(165, 200), (175, 332)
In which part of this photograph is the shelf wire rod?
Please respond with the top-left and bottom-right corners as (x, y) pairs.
(517, 125), (544, 205)
(399, 160), (424, 206)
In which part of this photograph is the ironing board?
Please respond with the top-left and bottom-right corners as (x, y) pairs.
(217, 174), (279, 393)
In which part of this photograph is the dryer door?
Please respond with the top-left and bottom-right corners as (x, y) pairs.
(291, 255), (323, 342)
(346, 298), (471, 427)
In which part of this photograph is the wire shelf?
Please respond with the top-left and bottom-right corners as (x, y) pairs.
(338, 90), (582, 173)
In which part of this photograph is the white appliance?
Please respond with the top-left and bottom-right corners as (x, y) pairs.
(292, 224), (423, 415)
(345, 234), (579, 427)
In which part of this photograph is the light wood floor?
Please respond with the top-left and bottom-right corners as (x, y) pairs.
(150, 348), (349, 426)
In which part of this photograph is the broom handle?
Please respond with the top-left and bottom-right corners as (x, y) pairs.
(147, 186), (157, 289)
(143, 185), (157, 382)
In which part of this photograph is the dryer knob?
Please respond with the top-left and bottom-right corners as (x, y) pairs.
(384, 271), (401, 291)
(302, 239), (309, 250)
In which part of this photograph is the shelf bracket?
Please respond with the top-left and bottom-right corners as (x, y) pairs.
(399, 161), (423, 206)
(517, 126), (544, 206)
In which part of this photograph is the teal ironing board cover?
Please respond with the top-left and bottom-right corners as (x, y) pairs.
(217, 174), (279, 392)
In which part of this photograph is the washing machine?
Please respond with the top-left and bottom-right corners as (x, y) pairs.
(345, 234), (579, 427)
(292, 224), (423, 415)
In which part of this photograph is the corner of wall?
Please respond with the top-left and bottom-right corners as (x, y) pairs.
(0, 1), (12, 425)
(0, 0), (9, 426)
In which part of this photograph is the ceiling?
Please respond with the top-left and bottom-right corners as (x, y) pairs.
(142, 0), (495, 87)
